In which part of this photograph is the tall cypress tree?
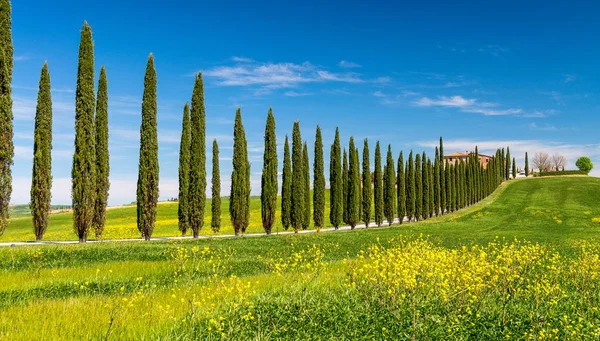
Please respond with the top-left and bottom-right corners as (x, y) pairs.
(506, 147), (511, 180)
(525, 152), (529, 176)
(342, 148), (349, 224)
(211, 139), (221, 233)
(445, 161), (452, 213)
(373, 142), (384, 226)
(422, 152), (429, 220)
(383, 145), (396, 226)
(313, 126), (325, 229)
(362, 139), (371, 227)
(428, 159), (434, 218)
(347, 138), (359, 228)
(397, 151), (406, 224)
(281, 135), (292, 230)
(512, 157), (516, 179)
(434, 148), (440, 216)
(260, 107), (277, 234)
(290, 121), (304, 232)
(177, 103), (191, 236)
(406, 151), (415, 222)
(72, 22), (96, 243)
(439, 138), (446, 215)
(0, 0), (13, 237)
(136, 54), (159, 241)
(302, 142), (310, 230)
(188, 72), (206, 238)
(329, 128), (342, 229)
(230, 108), (250, 236)
(93, 66), (109, 239)
(415, 153), (422, 221)
(30, 62), (52, 241)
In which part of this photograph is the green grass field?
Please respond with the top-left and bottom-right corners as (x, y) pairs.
(1, 177), (600, 340)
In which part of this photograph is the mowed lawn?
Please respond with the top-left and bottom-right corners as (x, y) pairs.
(1, 177), (600, 340)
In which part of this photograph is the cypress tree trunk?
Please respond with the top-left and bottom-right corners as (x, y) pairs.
(406, 151), (415, 222)
(313, 126), (325, 229)
(373, 142), (384, 227)
(72, 22), (96, 243)
(290, 121), (304, 232)
(188, 73), (206, 238)
(177, 103), (191, 236)
(230, 108), (250, 236)
(383, 145), (396, 226)
(342, 148), (349, 225)
(347, 138), (359, 229)
(136, 54), (159, 241)
(525, 152), (529, 176)
(211, 139), (221, 233)
(397, 151), (406, 224)
(30, 62), (52, 241)
(422, 152), (429, 220)
(260, 107), (277, 234)
(329, 128), (343, 229)
(281, 136), (291, 230)
(415, 153), (422, 221)
(362, 139), (371, 227)
(302, 142), (310, 230)
(93, 66), (109, 239)
(0, 0), (13, 237)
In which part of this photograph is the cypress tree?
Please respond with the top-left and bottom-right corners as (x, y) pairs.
(347, 138), (359, 228)
(188, 72), (207, 238)
(446, 161), (452, 212)
(72, 22), (96, 243)
(329, 128), (343, 229)
(30, 62), (52, 241)
(434, 147), (440, 216)
(439, 139), (446, 215)
(406, 151), (415, 222)
(415, 153), (422, 221)
(397, 151), (406, 224)
(290, 121), (304, 232)
(136, 54), (159, 241)
(501, 148), (505, 180)
(356, 146), (361, 219)
(260, 107), (277, 234)
(0, 0), (13, 236)
(211, 139), (221, 233)
(428, 159), (434, 218)
(313, 126), (325, 229)
(525, 152), (529, 176)
(373, 142), (384, 226)
(422, 152), (429, 220)
(281, 136), (292, 230)
(177, 103), (191, 236)
(512, 157), (517, 179)
(230, 108), (250, 236)
(383, 145), (396, 226)
(506, 147), (511, 180)
(362, 139), (371, 227)
(342, 148), (349, 224)
(302, 142), (310, 230)
(93, 66), (109, 239)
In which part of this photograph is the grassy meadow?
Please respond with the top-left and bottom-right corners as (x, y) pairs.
(1, 177), (600, 339)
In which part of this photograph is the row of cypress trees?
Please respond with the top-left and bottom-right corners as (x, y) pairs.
(0, 0), (13, 238)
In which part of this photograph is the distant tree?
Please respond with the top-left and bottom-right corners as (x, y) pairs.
(373, 142), (384, 226)
(505, 147), (511, 180)
(433, 148), (440, 216)
(230, 108), (250, 236)
(384, 145), (396, 226)
(525, 152), (529, 176)
(415, 153), (422, 220)
(406, 151), (415, 222)
(512, 157), (516, 179)
(177, 103), (191, 236)
(446, 162), (452, 212)
(188, 72), (207, 238)
(30, 62), (52, 241)
(362, 139), (372, 227)
(260, 107), (277, 234)
(552, 154), (567, 172)
(136, 54), (159, 241)
(302, 142), (310, 230)
(342, 148), (349, 224)
(397, 151), (406, 223)
(329, 128), (343, 229)
(291, 121), (304, 232)
(93, 66), (109, 239)
(439, 140), (446, 215)
(532, 152), (552, 173)
(211, 139), (221, 233)
(313, 126), (325, 229)
(281, 136), (292, 230)
(346, 138), (360, 228)
(428, 159), (434, 218)
(575, 156), (594, 172)
(422, 152), (429, 220)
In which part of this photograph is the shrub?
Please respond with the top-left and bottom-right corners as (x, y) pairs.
(576, 156), (594, 172)
(535, 170), (588, 177)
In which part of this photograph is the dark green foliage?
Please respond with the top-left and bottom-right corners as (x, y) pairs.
(302, 142), (310, 230)
(313, 126), (325, 229)
(347, 138), (360, 229)
(329, 128), (343, 228)
(0, 0), (13, 237)
(422, 152), (429, 220)
(211, 139), (221, 233)
(415, 153), (422, 220)
(136, 54), (159, 241)
(93, 66), (109, 239)
(188, 73), (207, 238)
(230, 108), (250, 236)
(406, 151), (415, 222)
(397, 151), (405, 224)
(434, 148), (440, 216)
(290, 121), (304, 232)
(439, 140), (446, 215)
(576, 156), (594, 172)
(72, 22), (96, 243)
(525, 152), (529, 176)
(428, 159), (434, 218)
(260, 108), (277, 234)
(30, 62), (52, 241)
(362, 139), (371, 227)
(177, 103), (191, 236)
(342, 148), (349, 225)
(373, 142), (384, 226)
(281, 136), (292, 230)
(512, 157), (516, 179)
(506, 147), (511, 180)
(445, 161), (452, 213)
(383, 145), (396, 226)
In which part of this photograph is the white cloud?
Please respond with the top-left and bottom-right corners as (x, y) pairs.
(372, 91), (386, 98)
(316, 70), (363, 83)
(415, 95), (477, 108)
(563, 74), (576, 83)
(529, 123), (558, 131)
(373, 76), (392, 84)
(14, 56), (29, 61)
(284, 91), (313, 97)
(414, 95), (527, 116)
(231, 56), (254, 63)
(338, 60), (361, 68)
(539, 91), (565, 105)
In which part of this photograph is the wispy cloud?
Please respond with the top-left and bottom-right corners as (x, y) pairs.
(478, 45), (509, 57)
(14, 56), (29, 61)
(373, 76), (392, 84)
(231, 56), (254, 63)
(338, 60), (361, 68)
(413, 95), (524, 116)
(563, 74), (576, 83)
(284, 91), (313, 97)
(539, 91), (565, 105)
(529, 123), (558, 131)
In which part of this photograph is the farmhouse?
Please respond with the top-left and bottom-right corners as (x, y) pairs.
(444, 151), (492, 169)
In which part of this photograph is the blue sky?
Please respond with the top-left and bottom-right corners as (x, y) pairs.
(10, 0), (600, 205)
